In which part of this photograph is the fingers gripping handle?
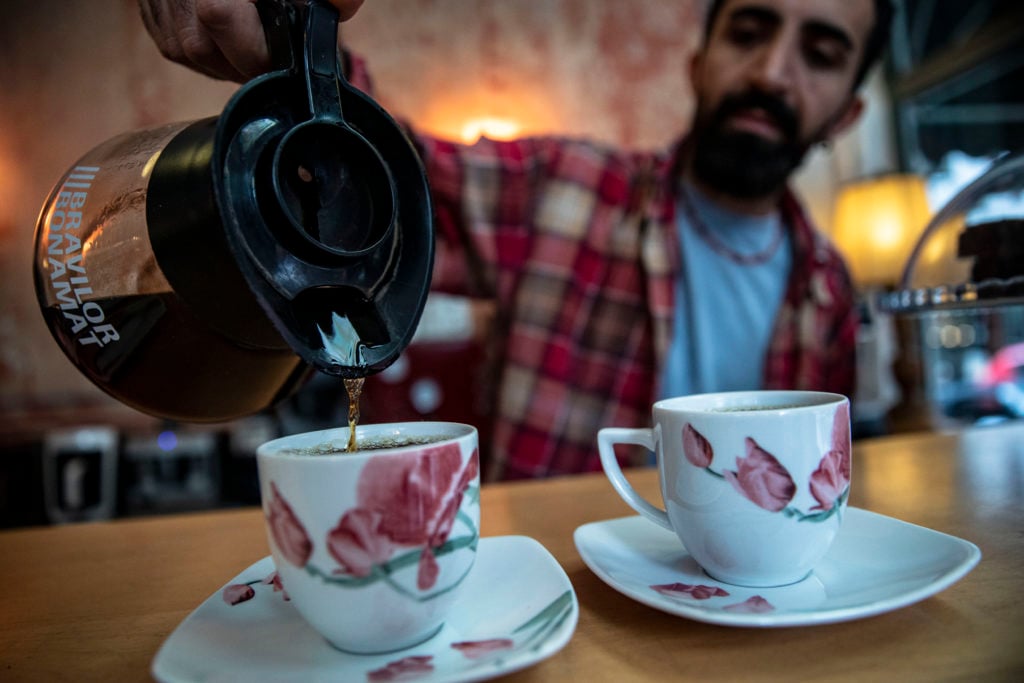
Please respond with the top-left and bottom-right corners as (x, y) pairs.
(597, 428), (673, 531)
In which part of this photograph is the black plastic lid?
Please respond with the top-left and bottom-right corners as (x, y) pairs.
(211, 0), (434, 378)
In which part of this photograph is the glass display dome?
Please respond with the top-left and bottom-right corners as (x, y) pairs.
(880, 152), (1024, 314)
(880, 152), (1024, 431)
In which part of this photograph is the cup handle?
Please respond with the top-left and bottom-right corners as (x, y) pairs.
(597, 428), (672, 531)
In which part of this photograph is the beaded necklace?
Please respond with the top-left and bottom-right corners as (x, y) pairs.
(679, 185), (784, 266)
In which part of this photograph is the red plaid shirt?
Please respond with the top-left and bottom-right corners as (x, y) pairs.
(415, 135), (857, 480)
(348, 57), (857, 480)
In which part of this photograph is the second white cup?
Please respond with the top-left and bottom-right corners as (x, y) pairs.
(599, 391), (851, 587)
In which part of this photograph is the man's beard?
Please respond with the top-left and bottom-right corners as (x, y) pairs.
(690, 89), (824, 199)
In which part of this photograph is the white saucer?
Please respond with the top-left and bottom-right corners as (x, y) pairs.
(574, 508), (980, 627)
(153, 536), (577, 682)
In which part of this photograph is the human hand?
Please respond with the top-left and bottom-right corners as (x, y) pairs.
(139, 0), (365, 82)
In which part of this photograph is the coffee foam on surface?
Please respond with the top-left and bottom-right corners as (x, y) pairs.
(709, 404), (808, 412)
(281, 433), (448, 456)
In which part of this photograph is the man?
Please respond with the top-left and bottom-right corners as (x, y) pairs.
(140, 0), (893, 479)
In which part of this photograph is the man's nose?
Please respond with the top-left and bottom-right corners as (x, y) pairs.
(749, 37), (795, 95)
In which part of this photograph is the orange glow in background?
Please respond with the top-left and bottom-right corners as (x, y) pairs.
(0, 140), (19, 237)
(459, 117), (523, 144)
(409, 83), (563, 146)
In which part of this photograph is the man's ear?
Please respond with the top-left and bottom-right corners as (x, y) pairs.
(689, 50), (704, 92)
(824, 95), (865, 141)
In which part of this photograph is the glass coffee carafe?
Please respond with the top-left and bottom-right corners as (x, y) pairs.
(33, 0), (433, 422)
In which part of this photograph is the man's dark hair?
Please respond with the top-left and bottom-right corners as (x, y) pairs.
(703, 0), (894, 90)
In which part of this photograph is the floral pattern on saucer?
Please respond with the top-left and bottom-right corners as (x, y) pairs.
(152, 536), (578, 683)
(368, 591), (573, 681)
(220, 577), (574, 681)
(650, 583), (775, 613)
(575, 510), (981, 628)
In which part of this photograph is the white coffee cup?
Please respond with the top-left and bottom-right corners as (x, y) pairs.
(256, 422), (480, 653)
(599, 391), (851, 587)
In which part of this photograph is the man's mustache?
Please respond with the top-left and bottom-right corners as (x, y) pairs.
(712, 90), (799, 142)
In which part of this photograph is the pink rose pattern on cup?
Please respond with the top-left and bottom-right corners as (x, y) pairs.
(326, 442), (480, 590)
(265, 444), (480, 600)
(723, 438), (796, 512)
(682, 423), (714, 468)
(266, 482), (313, 567)
(682, 403), (851, 522)
(809, 403), (852, 511)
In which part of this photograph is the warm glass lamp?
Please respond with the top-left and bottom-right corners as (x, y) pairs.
(832, 174), (932, 289)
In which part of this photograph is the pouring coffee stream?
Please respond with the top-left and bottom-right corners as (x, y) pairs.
(343, 378), (364, 453)
(32, 0), (433, 425)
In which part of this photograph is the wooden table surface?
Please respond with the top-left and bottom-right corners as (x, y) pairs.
(2, 423), (1023, 682)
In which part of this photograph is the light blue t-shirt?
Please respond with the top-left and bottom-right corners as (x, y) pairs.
(660, 183), (793, 399)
